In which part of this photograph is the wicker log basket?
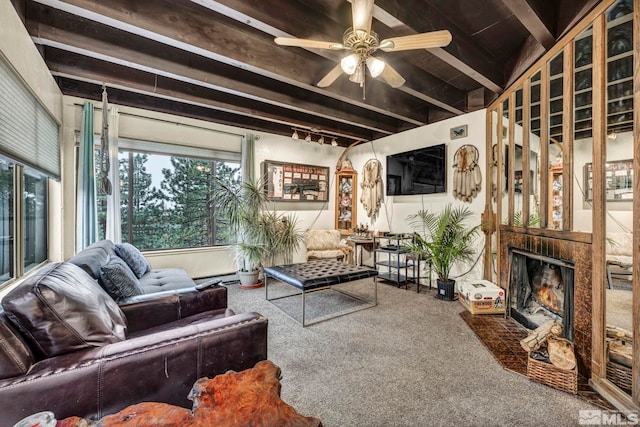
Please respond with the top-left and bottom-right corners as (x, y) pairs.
(527, 354), (578, 394)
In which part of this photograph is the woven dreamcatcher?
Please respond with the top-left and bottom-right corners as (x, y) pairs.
(452, 144), (481, 202)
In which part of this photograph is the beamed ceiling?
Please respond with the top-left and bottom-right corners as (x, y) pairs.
(11, 0), (599, 146)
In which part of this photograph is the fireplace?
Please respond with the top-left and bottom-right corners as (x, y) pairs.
(509, 249), (574, 341)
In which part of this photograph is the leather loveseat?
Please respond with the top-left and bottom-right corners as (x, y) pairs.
(0, 261), (268, 425)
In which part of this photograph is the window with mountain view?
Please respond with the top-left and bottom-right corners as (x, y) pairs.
(97, 150), (241, 250)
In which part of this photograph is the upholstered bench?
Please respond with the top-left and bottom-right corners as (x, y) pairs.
(264, 260), (378, 326)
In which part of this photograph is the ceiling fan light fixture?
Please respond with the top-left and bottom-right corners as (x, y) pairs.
(349, 63), (365, 84)
(366, 56), (385, 77)
(340, 53), (359, 75)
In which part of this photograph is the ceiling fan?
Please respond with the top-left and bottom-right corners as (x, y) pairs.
(274, 0), (452, 93)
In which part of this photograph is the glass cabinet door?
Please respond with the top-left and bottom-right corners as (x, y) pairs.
(335, 170), (357, 233)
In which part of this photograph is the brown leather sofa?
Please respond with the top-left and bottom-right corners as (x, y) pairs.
(0, 262), (268, 425)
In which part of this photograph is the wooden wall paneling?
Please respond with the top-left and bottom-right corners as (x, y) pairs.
(562, 42), (574, 231)
(540, 63), (550, 229)
(508, 92), (516, 224)
(496, 102), (504, 284)
(591, 12), (606, 380)
(484, 109), (495, 281)
(522, 80), (531, 227)
(486, 0), (616, 111)
(633, 0), (640, 404)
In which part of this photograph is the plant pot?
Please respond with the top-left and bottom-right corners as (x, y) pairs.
(238, 270), (262, 289)
(436, 278), (456, 301)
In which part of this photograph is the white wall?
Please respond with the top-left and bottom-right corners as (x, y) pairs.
(345, 109), (488, 280)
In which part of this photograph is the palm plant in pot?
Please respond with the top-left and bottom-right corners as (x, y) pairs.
(405, 203), (480, 300)
(214, 176), (303, 288)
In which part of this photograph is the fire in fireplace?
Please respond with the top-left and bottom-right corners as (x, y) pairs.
(509, 249), (574, 341)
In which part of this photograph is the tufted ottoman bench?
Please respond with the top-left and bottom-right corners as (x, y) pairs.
(264, 260), (378, 326)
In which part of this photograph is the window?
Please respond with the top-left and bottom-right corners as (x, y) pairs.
(23, 167), (48, 272)
(0, 158), (14, 285)
(0, 155), (49, 286)
(97, 145), (241, 250)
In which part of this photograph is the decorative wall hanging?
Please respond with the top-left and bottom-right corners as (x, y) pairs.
(360, 159), (384, 220)
(450, 124), (468, 140)
(452, 145), (481, 202)
(263, 161), (329, 201)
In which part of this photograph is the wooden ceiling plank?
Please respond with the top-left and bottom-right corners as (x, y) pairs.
(498, 0), (555, 49)
(31, 0), (427, 126)
(50, 66), (374, 142)
(28, 27), (396, 135)
(372, 0), (504, 93)
(185, 0), (466, 115)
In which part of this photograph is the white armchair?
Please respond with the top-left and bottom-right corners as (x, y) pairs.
(305, 230), (351, 262)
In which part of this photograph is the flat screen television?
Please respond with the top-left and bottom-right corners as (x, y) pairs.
(386, 144), (446, 196)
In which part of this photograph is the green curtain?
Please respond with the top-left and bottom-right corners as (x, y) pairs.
(76, 102), (97, 251)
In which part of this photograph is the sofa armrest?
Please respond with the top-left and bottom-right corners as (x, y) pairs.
(0, 311), (268, 425)
(119, 285), (228, 333)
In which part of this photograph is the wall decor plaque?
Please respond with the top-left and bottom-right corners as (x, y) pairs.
(263, 161), (329, 201)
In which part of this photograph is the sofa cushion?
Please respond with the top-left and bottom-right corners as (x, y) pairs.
(1, 262), (127, 359)
(139, 268), (196, 293)
(0, 312), (34, 380)
(99, 256), (145, 301)
(114, 243), (151, 279)
(68, 239), (116, 280)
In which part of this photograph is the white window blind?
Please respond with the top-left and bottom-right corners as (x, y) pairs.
(0, 55), (60, 179)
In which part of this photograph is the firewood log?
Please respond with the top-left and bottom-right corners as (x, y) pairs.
(548, 336), (576, 370)
(606, 325), (633, 343)
(520, 320), (563, 352)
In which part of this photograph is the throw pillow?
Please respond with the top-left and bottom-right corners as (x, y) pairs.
(2, 262), (127, 359)
(99, 255), (145, 301)
(114, 243), (151, 279)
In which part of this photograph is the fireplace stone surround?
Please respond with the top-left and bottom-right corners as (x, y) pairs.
(500, 229), (593, 376)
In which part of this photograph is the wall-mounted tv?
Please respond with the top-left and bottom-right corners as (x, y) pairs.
(386, 144), (446, 196)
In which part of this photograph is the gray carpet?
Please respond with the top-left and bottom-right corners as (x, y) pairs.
(224, 278), (598, 427)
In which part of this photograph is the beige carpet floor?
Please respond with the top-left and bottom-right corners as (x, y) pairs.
(222, 277), (600, 427)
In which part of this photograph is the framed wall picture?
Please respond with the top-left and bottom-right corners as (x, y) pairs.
(263, 160), (329, 201)
(450, 124), (468, 140)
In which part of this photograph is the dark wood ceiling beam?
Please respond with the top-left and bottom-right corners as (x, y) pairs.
(56, 76), (349, 144)
(185, 0), (466, 115)
(31, 0), (428, 126)
(498, 0), (555, 49)
(27, 25), (397, 135)
(372, 0), (504, 93)
(45, 51), (377, 141)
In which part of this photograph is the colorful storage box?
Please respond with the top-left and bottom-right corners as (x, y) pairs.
(458, 280), (506, 314)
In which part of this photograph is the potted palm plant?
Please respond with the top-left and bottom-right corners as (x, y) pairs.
(214, 176), (303, 288)
(405, 203), (480, 300)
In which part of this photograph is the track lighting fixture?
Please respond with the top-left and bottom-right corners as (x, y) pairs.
(290, 127), (343, 147)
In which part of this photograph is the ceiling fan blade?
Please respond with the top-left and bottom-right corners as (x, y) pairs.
(379, 30), (452, 52)
(352, 0), (374, 34)
(378, 63), (406, 88)
(274, 37), (344, 50)
(317, 64), (344, 87)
